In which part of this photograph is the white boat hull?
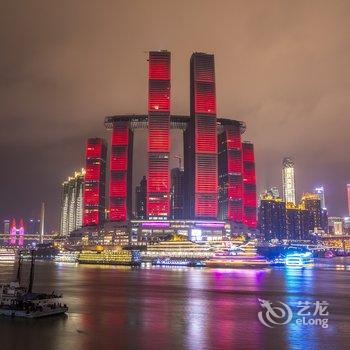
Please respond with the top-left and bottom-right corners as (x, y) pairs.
(0, 307), (68, 318)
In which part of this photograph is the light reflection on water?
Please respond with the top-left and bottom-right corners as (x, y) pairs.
(0, 258), (349, 350)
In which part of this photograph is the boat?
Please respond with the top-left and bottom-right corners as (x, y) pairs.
(54, 251), (79, 263)
(204, 240), (271, 268)
(0, 248), (16, 262)
(78, 247), (141, 266)
(142, 240), (215, 261)
(152, 257), (205, 267)
(285, 252), (314, 267)
(0, 252), (68, 318)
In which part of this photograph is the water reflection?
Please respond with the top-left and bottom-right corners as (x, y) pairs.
(0, 260), (349, 350)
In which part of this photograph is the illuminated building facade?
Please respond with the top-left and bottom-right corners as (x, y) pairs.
(147, 51), (171, 219)
(60, 169), (85, 236)
(282, 157), (296, 204)
(300, 193), (322, 232)
(242, 142), (257, 228)
(314, 186), (326, 209)
(258, 194), (286, 241)
(73, 51), (259, 243)
(218, 121), (245, 223)
(170, 168), (184, 219)
(135, 176), (147, 219)
(83, 138), (107, 226)
(109, 120), (133, 221)
(286, 203), (310, 240)
(8, 218), (25, 246)
(185, 53), (218, 220)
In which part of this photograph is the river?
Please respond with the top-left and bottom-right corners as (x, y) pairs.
(0, 257), (349, 350)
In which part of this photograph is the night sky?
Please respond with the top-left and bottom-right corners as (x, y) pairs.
(1, 0), (350, 232)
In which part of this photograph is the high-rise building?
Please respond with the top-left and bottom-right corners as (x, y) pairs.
(258, 194), (286, 241)
(3, 220), (10, 235)
(109, 120), (133, 221)
(9, 219), (16, 245)
(102, 52), (257, 229)
(147, 51), (171, 219)
(60, 169), (85, 236)
(300, 193), (322, 232)
(18, 219), (24, 246)
(286, 203), (310, 240)
(218, 121), (244, 223)
(314, 186), (326, 210)
(170, 168), (184, 219)
(347, 184), (350, 216)
(242, 142), (257, 228)
(282, 157), (296, 204)
(328, 217), (343, 235)
(135, 176), (147, 219)
(185, 52), (218, 220)
(83, 138), (107, 226)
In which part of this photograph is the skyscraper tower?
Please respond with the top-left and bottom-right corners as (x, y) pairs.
(83, 138), (107, 226)
(314, 186), (326, 209)
(185, 52), (218, 219)
(147, 51), (171, 219)
(242, 142), (257, 228)
(282, 157), (296, 205)
(218, 121), (244, 222)
(60, 169), (85, 236)
(109, 121), (133, 221)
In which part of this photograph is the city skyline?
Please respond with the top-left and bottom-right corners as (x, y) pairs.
(1, 1), (350, 231)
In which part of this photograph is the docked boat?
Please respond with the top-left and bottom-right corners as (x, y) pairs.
(78, 247), (141, 266)
(285, 252), (314, 267)
(54, 251), (79, 263)
(142, 240), (215, 261)
(152, 257), (205, 267)
(0, 252), (68, 318)
(205, 240), (271, 268)
(0, 248), (16, 262)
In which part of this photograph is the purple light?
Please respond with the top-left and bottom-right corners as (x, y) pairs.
(196, 223), (224, 228)
(142, 222), (170, 228)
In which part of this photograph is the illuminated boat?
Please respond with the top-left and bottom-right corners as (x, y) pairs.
(205, 241), (270, 268)
(78, 247), (141, 266)
(54, 251), (79, 263)
(0, 248), (16, 262)
(0, 253), (68, 318)
(285, 252), (314, 267)
(143, 240), (214, 261)
(152, 258), (205, 267)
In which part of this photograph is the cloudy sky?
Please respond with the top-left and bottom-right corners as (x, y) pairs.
(1, 0), (350, 231)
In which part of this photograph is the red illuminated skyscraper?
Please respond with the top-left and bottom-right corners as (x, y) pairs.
(109, 121), (133, 221)
(242, 142), (257, 228)
(147, 51), (171, 219)
(218, 121), (244, 222)
(83, 138), (107, 226)
(185, 52), (218, 219)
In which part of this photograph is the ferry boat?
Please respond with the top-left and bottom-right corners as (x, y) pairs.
(0, 248), (16, 262)
(285, 252), (314, 267)
(205, 240), (271, 268)
(142, 240), (215, 261)
(78, 247), (141, 266)
(0, 253), (68, 318)
(152, 257), (206, 267)
(54, 251), (79, 263)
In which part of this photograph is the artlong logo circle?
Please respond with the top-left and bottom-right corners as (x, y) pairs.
(258, 299), (293, 328)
